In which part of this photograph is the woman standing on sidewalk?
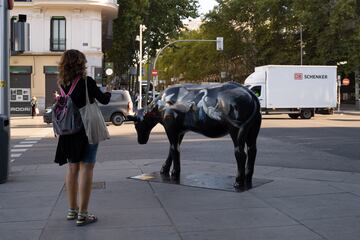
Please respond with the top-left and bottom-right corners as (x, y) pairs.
(54, 49), (111, 226)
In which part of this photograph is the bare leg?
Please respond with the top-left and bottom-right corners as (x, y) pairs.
(66, 163), (80, 210)
(78, 162), (95, 213)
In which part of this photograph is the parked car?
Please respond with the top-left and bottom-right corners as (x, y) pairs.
(43, 90), (134, 126)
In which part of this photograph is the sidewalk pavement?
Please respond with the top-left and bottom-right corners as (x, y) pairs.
(1, 158), (360, 240)
(2, 109), (360, 240)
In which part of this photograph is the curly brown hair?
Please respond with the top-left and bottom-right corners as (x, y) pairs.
(58, 49), (87, 85)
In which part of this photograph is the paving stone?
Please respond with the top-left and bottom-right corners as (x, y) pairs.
(180, 225), (323, 240)
(46, 208), (171, 230)
(0, 175), (64, 193)
(302, 216), (360, 240)
(0, 220), (45, 230)
(266, 192), (360, 220)
(1, 230), (42, 240)
(0, 207), (52, 222)
(0, 191), (58, 209)
(152, 183), (269, 211)
(167, 207), (298, 232)
(330, 182), (360, 197)
(40, 226), (180, 240)
(249, 178), (344, 198)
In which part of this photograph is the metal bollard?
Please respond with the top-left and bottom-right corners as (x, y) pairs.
(0, 115), (10, 183)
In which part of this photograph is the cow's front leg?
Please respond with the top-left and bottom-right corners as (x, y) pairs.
(169, 142), (180, 180)
(160, 133), (184, 177)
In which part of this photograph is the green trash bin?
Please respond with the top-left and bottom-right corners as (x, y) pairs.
(0, 114), (10, 183)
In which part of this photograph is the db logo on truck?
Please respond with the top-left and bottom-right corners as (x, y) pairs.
(294, 73), (303, 80)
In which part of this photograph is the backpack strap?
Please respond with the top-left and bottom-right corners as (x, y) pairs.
(58, 76), (81, 97)
(67, 76), (81, 96)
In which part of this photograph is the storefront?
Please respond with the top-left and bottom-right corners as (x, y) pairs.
(9, 66), (32, 115)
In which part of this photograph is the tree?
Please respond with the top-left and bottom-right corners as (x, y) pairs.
(107, 0), (198, 75)
(157, 0), (360, 83)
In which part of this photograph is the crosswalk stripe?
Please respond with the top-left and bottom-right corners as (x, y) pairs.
(11, 149), (27, 152)
(25, 137), (41, 141)
(11, 153), (22, 158)
(20, 141), (37, 144)
(14, 144), (33, 148)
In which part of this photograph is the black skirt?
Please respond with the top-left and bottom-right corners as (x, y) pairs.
(54, 127), (89, 166)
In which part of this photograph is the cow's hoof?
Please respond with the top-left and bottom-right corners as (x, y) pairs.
(171, 170), (180, 181)
(245, 175), (253, 187)
(160, 167), (170, 176)
(233, 181), (246, 190)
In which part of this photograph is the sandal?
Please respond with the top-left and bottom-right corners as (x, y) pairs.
(76, 213), (98, 226)
(66, 208), (78, 220)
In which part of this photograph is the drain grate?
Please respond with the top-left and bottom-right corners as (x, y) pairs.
(63, 181), (106, 191)
(92, 181), (106, 189)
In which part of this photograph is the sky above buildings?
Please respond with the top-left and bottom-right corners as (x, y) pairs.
(184, 0), (218, 30)
(198, 0), (218, 15)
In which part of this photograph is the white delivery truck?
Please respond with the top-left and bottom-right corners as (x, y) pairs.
(244, 65), (337, 119)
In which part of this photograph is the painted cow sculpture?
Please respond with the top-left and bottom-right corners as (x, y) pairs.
(129, 82), (262, 188)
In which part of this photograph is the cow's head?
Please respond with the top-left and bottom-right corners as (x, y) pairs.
(128, 108), (159, 145)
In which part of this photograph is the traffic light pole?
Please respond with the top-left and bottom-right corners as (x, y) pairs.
(0, 0), (12, 183)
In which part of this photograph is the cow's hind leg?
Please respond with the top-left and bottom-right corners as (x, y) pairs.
(160, 151), (172, 176)
(160, 133), (184, 177)
(229, 128), (247, 188)
(245, 116), (261, 187)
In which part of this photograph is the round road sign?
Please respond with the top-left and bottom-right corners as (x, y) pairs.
(342, 78), (350, 86)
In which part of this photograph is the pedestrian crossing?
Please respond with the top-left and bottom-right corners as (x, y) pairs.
(10, 129), (52, 163)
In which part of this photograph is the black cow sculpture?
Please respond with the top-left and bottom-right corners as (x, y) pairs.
(129, 82), (262, 188)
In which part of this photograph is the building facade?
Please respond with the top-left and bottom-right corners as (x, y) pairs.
(9, 0), (118, 114)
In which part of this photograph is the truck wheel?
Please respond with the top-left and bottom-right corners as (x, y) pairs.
(111, 112), (125, 126)
(288, 114), (300, 119)
(300, 109), (312, 119)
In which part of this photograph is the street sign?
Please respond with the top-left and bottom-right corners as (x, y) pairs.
(152, 69), (158, 77)
(216, 37), (224, 51)
(342, 78), (350, 86)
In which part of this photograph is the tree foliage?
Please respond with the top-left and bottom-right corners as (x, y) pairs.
(107, 0), (198, 74)
(157, 0), (360, 83)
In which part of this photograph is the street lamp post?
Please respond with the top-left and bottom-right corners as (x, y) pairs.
(0, 0), (12, 183)
(137, 24), (146, 109)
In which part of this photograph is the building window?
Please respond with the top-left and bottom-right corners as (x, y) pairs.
(50, 17), (66, 51)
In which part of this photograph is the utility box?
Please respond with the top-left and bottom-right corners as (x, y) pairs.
(0, 115), (10, 183)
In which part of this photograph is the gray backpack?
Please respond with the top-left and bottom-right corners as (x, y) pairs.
(52, 77), (83, 136)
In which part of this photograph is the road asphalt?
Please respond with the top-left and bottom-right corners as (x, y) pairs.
(1, 107), (360, 240)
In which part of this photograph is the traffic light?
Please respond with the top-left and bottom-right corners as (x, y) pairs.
(105, 62), (114, 76)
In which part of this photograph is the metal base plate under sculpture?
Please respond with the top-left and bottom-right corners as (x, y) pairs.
(129, 172), (272, 192)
